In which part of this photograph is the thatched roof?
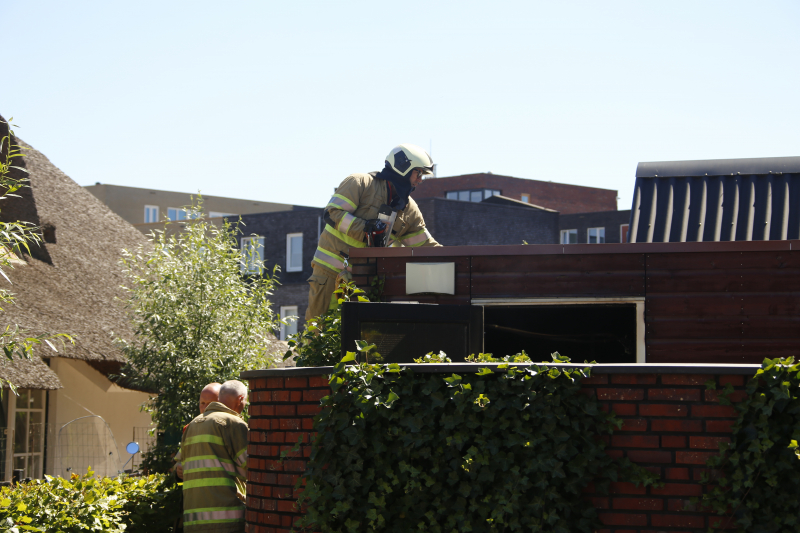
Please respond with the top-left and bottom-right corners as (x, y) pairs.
(0, 355), (61, 390)
(0, 117), (149, 388)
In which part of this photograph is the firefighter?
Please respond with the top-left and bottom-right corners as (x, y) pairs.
(306, 143), (441, 320)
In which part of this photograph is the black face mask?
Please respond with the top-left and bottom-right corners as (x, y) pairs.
(375, 162), (415, 211)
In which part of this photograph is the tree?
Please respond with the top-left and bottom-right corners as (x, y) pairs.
(116, 198), (283, 464)
(0, 118), (71, 392)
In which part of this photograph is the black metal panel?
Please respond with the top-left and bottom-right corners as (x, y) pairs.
(636, 156), (800, 178)
(630, 161), (800, 243)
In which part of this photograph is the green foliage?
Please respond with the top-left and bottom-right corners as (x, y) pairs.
(413, 351), (452, 363)
(299, 354), (658, 533)
(117, 197), (282, 466)
(0, 469), (180, 532)
(284, 279), (368, 367)
(699, 357), (800, 533)
(0, 119), (72, 391)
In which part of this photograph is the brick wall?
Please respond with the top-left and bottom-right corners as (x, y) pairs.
(412, 173), (618, 214)
(244, 365), (753, 533)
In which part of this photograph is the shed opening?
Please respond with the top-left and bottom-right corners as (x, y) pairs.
(483, 304), (638, 364)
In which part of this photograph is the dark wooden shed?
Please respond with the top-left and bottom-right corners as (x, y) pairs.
(349, 241), (800, 365)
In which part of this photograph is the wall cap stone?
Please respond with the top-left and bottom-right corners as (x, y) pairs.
(241, 362), (761, 379)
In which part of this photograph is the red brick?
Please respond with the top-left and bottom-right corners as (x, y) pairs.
(651, 419), (702, 432)
(609, 482), (646, 494)
(302, 419), (314, 430)
(597, 513), (647, 526)
(665, 467), (690, 480)
(285, 377), (308, 388)
(719, 374), (745, 387)
(611, 403), (637, 416)
(266, 378), (284, 389)
(255, 391), (270, 403)
(668, 498), (697, 512)
(690, 436), (730, 449)
(284, 432), (310, 444)
(611, 435), (660, 448)
(651, 483), (703, 496)
(260, 513), (281, 525)
(278, 473), (299, 486)
(280, 419), (301, 430)
(251, 377), (267, 389)
(260, 498), (277, 511)
(648, 388), (701, 401)
(706, 420), (735, 433)
(597, 388), (645, 401)
(282, 460), (307, 472)
(661, 374), (708, 386)
(676, 451), (716, 464)
(273, 486), (293, 499)
(269, 419), (281, 430)
(259, 405), (275, 416)
(627, 450), (673, 463)
(692, 405), (736, 418)
(651, 514), (705, 528)
(266, 432), (285, 444)
(590, 497), (610, 509)
(303, 389), (328, 402)
(264, 459), (284, 471)
(297, 404), (322, 416)
(612, 498), (663, 510)
(611, 374), (657, 385)
(290, 391), (303, 402)
(273, 404), (294, 416)
(619, 419), (648, 432)
(580, 374), (607, 385)
(308, 376), (330, 388)
(277, 500), (297, 513)
(281, 515), (293, 527)
(272, 391), (290, 402)
(249, 432), (264, 443)
(704, 389), (747, 403)
(661, 436), (687, 448)
(605, 450), (624, 459)
(640, 404), (687, 417)
(250, 419), (268, 430)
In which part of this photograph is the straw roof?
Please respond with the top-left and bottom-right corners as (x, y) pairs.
(0, 117), (149, 388)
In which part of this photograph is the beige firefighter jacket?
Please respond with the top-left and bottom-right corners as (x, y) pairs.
(312, 172), (440, 275)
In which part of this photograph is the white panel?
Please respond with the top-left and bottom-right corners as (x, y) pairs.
(406, 263), (455, 295)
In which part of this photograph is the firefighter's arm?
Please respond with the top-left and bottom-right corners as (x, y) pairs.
(325, 175), (368, 242)
(393, 200), (441, 247)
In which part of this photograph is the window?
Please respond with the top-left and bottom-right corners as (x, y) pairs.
(240, 236), (265, 274)
(280, 306), (299, 341)
(286, 233), (303, 272)
(620, 224), (630, 244)
(588, 227), (605, 244)
(11, 389), (45, 480)
(144, 205), (159, 223)
(209, 211), (237, 218)
(446, 189), (502, 202)
(520, 194), (530, 203)
(560, 229), (577, 244)
(167, 208), (199, 221)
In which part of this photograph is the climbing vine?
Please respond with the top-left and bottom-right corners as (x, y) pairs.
(699, 357), (800, 532)
(298, 354), (658, 533)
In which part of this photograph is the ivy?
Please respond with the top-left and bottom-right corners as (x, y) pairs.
(699, 357), (800, 533)
(298, 354), (658, 533)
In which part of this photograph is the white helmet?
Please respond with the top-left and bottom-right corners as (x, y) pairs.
(385, 144), (434, 177)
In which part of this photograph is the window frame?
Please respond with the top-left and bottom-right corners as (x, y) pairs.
(620, 224), (630, 244)
(286, 233), (303, 273)
(279, 305), (299, 341)
(144, 205), (159, 223)
(588, 227), (606, 244)
(560, 229), (578, 244)
(240, 235), (265, 275)
(5, 389), (46, 480)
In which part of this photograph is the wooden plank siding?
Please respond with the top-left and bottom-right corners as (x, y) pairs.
(350, 242), (800, 365)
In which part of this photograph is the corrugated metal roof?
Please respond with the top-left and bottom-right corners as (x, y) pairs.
(629, 156), (800, 243)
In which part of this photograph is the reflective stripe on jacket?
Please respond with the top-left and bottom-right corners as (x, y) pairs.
(181, 402), (248, 533)
(313, 172), (440, 275)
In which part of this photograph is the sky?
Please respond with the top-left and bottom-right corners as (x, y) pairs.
(2, 1), (799, 212)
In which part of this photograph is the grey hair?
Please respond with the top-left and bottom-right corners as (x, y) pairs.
(219, 380), (247, 402)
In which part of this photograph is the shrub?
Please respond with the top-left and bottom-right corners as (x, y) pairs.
(699, 357), (800, 532)
(0, 469), (180, 532)
(298, 353), (658, 533)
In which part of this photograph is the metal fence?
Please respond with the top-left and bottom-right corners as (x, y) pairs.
(131, 427), (156, 470)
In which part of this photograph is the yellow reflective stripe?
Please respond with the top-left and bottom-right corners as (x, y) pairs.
(338, 212), (356, 234)
(402, 228), (430, 247)
(184, 435), (224, 446)
(327, 194), (357, 213)
(313, 247), (347, 271)
(183, 477), (236, 489)
(325, 224), (365, 249)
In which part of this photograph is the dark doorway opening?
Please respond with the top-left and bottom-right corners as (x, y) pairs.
(483, 304), (637, 364)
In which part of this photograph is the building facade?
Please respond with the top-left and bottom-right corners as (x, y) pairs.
(559, 210), (632, 245)
(411, 172), (618, 214)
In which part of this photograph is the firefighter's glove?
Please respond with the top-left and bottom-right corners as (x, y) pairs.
(364, 219), (388, 247)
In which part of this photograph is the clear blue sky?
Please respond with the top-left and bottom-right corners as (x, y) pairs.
(3, 1), (798, 211)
